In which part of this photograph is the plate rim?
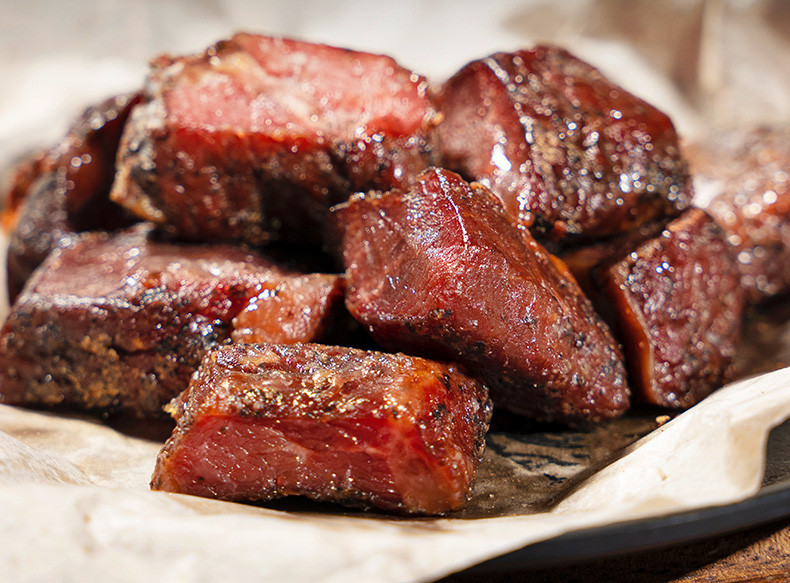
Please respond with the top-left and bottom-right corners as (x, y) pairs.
(460, 477), (790, 575)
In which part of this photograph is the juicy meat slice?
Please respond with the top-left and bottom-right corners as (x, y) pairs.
(111, 33), (438, 246)
(4, 93), (141, 301)
(435, 45), (691, 242)
(686, 125), (790, 304)
(230, 273), (344, 344)
(590, 209), (745, 408)
(0, 225), (344, 418)
(151, 343), (492, 515)
(329, 167), (630, 425)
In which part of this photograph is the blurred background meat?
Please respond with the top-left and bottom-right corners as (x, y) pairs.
(686, 125), (790, 304)
(3, 93), (141, 302)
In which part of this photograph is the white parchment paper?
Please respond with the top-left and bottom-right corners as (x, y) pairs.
(1, 1), (789, 581)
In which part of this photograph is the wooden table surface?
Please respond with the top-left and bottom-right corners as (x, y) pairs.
(439, 519), (790, 582)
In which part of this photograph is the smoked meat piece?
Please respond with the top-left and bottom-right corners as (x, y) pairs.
(595, 209), (745, 408)
(435, 45), (691, 242)
(151, 343), (492, 515)
(686, 125), (790, 303)
(329, 167), (630, 425)
(111, 33), (438, 246)
(0, 226), (344, 418)
(4, 93), (141, 301)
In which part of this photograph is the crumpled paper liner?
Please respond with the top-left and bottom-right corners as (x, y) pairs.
(2, 1), (790, 581)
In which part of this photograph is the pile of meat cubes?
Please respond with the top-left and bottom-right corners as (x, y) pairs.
(1, 33), (787, 515)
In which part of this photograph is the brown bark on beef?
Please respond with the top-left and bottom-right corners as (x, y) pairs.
(329, 167), (630, 425)
(686, 126), (790, 304)
(111, 33), (438, 246)
(151, 343), (492, 515)
(0, 225), (344, 418)
(1, 149), (50, 230)
(585, 209), (745, 408)
(435, 45), (691, 242)
(5, 93), (141, 301)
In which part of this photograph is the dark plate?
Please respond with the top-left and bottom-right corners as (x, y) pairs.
(458, 418), (790, 575)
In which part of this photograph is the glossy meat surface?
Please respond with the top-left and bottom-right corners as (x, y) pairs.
(686, 126), (790, 303)
(230, 273), (344, 344)
(435, 45), (691, 242)
(111, 33), (438, 246)
(0, 226), (343, 417)
(560, 220), (668, 315)
(597, 209), (744, 408)
(330, 167), (629, 425)
(4, 93), (141, 301)
(151, 343), (492, 515)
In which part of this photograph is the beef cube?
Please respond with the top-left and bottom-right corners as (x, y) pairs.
(591, 209), (745, 408)
(111, 33), (438, 246)
(4, 93), (141, 301)
(151, 343), (492, 515)
(329, 167), (629, 425)
(435, 45), (691, 242)
(0, 225), (344, 418)
(686, 126), (790, 303)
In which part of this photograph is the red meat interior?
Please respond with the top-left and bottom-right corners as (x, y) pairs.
(164, 35), (428, 142)
(162, 415), (466, 515)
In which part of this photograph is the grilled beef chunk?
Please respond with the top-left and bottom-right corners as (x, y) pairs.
(329, 167), (629, 425)
(111, 33), (438, 246)
(435, 45), (691, 242)
(4, 93), (141, 301)
(568, 209), (744, 408)
(151, 343), (492, 515)
(0, 226), (344, 418)
(686, 126), (790, 304)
